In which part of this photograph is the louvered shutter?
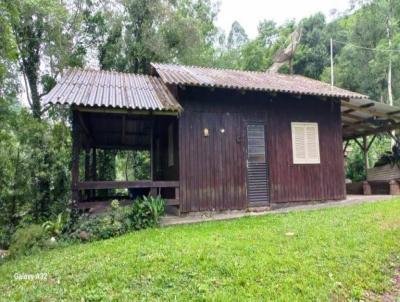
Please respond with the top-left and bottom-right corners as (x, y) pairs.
(247, 124), (269, 205)
(305, 124), (320, 163)
(292, 125), (306, 162)
(291, 122), (320, 164)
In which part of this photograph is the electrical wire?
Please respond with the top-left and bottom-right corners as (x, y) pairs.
(332, 39), (400, 53)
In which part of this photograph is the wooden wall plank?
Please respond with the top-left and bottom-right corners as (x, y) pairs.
(178, 87), (345, 213)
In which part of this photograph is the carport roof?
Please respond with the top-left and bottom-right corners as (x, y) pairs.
(341, 98), (400, 140)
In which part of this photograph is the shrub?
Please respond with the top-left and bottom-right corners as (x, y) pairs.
(130, 196), (165, 230)
(9, 224), (49, 257)
(42, 211), (70, 237)
(71, 205), (132, 241)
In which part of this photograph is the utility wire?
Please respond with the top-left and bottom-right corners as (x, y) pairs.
(333, 39), (400, 53)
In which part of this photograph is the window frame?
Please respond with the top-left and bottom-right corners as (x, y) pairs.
(291, 122), (320, 165)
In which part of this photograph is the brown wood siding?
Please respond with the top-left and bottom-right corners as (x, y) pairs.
(266, 97), (345, 203)
(178, 87), (345, 212)
(179, 110), (247, 212)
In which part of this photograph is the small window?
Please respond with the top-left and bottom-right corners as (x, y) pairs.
(247, 124), (266, 163)
(168, 123), (174, 167)
(291, 122), (320, 164)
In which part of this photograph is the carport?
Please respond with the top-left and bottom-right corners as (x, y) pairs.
(341, 98), (400, 194)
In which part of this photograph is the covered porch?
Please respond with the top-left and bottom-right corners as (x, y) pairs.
(341, 97), (400, 195)
(42, 68), (183, 212)
(71, 108), (180, 211)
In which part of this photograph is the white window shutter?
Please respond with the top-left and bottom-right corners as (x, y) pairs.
(291, 122), (320, 164)
(292, 125), (306, 163)
(305, 125), (320, 163)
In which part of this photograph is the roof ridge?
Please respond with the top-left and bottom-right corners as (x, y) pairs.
(151, 62), (368, 99)
(152, 62), (270, 75)
(152, 62), (342, 84)
(65, 68), (161, 79)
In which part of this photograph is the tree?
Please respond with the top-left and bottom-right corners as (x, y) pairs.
(0, 1), (18, 90)
(5, 0), (85, 119)
(0, 98), (71, 247)
(257, 20), (278, 48)
(96, 0), (219, 73)
(227, 21), (248, 49)
(292, 13), (329, 79)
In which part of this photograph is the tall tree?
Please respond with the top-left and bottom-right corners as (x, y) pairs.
(0, 2), (18, 92)
(5, 0), (85, 118)
(227, 21), (248, 49)
(96, 0), (219, 73)
(330, 0), (400, 103)
(292, 13), (329, 79)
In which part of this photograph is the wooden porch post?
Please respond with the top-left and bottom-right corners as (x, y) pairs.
(354, 135), (376, 195)
(362, 137), (371, 195)
(91, 147), (97, 181)
(354, 135), (376, 180)
(362, 135), (369, 178)
(84, 148), (90, 200)
(71, 111), (80, 203)
(150, 118), (154, 181)
(91, 147), (97, 199)
(85, 149), (90, 181)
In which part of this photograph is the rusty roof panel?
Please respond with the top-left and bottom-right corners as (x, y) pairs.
(151, 63), (367, 99)
(341, 98), (400, 139)
(43, 69), (182, 112)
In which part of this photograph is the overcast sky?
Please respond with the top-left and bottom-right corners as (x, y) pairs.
(215, 0), (352, 38)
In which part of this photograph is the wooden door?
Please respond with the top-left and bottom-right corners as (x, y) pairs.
(246, 123), (269, 206)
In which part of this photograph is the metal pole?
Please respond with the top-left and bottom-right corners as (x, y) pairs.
(330, 38), (334, 88)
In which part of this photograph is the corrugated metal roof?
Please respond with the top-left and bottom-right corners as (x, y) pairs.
(42, 69), (182, 112)
(43, 66), (400, 140)
(151, 63), (367, 99)
(342, 98), (400, 139)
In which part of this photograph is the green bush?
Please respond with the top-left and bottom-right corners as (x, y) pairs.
(130, 196), (165, 230)
(9, 224), (49, 257)
(7, 196), (166, 255)
(69, 196), (165, 241)
(71, 205), (132, 241)
(42, 211), (70, 237)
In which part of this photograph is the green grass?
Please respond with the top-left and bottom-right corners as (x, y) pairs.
(1, 200), (400, 301)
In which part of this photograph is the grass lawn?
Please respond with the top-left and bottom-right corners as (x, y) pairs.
(1, 199), (400, 301)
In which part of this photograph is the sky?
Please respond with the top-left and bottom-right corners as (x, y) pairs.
(215, 0), (352, 38)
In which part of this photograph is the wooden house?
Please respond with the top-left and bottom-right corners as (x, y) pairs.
(43, 63), (400, 213)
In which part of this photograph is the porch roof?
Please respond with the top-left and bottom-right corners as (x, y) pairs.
(341, 98), (400, 140)
(42, 68), (182, 112)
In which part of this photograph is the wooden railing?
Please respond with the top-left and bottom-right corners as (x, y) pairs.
(76, 180), (179, 190)
(75, 180), (179, 206)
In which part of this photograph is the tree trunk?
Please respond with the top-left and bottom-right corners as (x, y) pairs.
(25, 65), (41, 119)
(386, 1), (395, 146)
(268, 28), (302, 73)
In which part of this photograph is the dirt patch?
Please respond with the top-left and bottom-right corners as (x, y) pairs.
(380, 219), (400, 231)
(363, 268), (400, 302)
